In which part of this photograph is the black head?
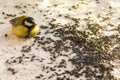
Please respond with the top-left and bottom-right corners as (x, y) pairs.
(22, 17), (36, 29)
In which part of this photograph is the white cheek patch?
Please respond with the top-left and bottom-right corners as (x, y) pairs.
(24, 21), (33, 26)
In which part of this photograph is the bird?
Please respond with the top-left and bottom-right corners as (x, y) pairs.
(9, 15), (40, 38)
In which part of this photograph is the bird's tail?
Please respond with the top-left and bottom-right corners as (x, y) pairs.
(9, 17), (19, 26)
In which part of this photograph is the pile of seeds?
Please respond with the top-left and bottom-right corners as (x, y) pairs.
(17, 15), (120, 79)
(53, 23), (119, 79)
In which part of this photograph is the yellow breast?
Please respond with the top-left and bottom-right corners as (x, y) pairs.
(12, 25), (40, 38)
(12, 25), (28, 37)
(29, 25), (40, 37)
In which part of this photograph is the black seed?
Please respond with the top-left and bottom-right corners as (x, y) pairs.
(4, 34), (8, 37)
(35, 76), (41, 79)
(2, 12), (5, 15)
